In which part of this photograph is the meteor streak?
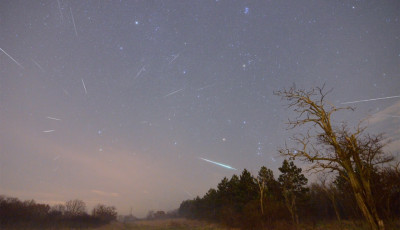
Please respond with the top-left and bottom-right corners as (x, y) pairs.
(70, 7), (78, 37)
(56, 0), (64, 22)
(199, 157), (237, 170)
(164, 88), (184, 98)
(43, 130), (55, 133)
(135, 65), (146, 79)
(0, 47), (24, 69)
(168, 53), (180, 64)
(81, 78), (87, 94)
(341, 95), (400, 104)
(47, 116), (61, 121)
(197, 82), (216, 91)
(32, 59), (44, 71)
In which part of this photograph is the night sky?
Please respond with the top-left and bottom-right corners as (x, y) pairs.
(1, 0), (399, 217)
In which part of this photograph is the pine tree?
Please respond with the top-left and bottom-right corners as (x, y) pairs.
(278, 160), (308, 227)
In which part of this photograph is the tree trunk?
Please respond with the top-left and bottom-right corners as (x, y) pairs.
(259, 189), (264, 215)
(330, 195), (342, 227)
(347, 171), (384, 230)
(284, 191), (298, 229)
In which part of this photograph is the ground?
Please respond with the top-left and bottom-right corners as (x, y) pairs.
(92, 219), (400, 230)
(93, 218), (233, 230)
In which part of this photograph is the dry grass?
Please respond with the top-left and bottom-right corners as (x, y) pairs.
(90, 219), (400, 230)
(93, 218), (235, 230)
(5, 219), (398, 230)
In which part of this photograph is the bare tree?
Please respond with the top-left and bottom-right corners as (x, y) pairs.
(275, 85), (393, 230)
(65, 199), (86, 216)
(50, 204), (66, 216)
(319, 176), (342, 227)
(92, 204), (117, 222)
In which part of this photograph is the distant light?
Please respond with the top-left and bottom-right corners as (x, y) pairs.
(135, 21), (139, 25)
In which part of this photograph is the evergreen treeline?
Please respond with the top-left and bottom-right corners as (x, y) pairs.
(178, 160), (400, 229)
(0, 196), (117, 229)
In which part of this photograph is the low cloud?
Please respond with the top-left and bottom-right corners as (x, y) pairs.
(367, 100), (400, 153)
(91, 190), (119, 197)
(368, 100), (400, 125)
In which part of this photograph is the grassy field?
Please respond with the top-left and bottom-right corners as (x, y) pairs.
(4, 218), (399, 229)
(91, 219), (400, 230)
(93, 218), (235, 230)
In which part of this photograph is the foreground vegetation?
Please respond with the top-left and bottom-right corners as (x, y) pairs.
(1, 86), (399, 230)
(179, 86), (400, 230)
(0, 196), (117, 229)
(122, 219), (398, 230)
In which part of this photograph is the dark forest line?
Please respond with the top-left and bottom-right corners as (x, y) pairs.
(0, 196), (117, 229)
(178, 86), (400, 230)
(178, 160), (400, 230)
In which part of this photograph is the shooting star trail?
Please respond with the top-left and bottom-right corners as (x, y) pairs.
(199, 157), (237, 170)
(47, 116), (61, 121)
(81, 79), (87, 94)
(56, 0), (64, 22)
(164, 88), (184, 98)
(183, 190), (193, 198)
(70, 7), (78, 37)
(341, 95), (400, 104)
(32, 59), (44, 71)
(197, 82), (216, 91)
(168, 53), (180, 64)
(43, 130), (55, 133)
(63, 89), (70, 96)
(0, 47), (24, 69)
(135, 65), (146, 79)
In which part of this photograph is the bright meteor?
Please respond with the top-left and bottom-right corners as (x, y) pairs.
(0, 47), (24, 69)
(341, 95), (400, 104)
(199, 157), (237, 170)
(164, 88), (184, 98)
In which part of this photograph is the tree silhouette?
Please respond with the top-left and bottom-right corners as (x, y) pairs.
(256, 166), (275, 215)
(275, 85), (393, 230)
(92, 204), (117, 222)
(65, 199), (86, 216)
(278, 159), (308, 227)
